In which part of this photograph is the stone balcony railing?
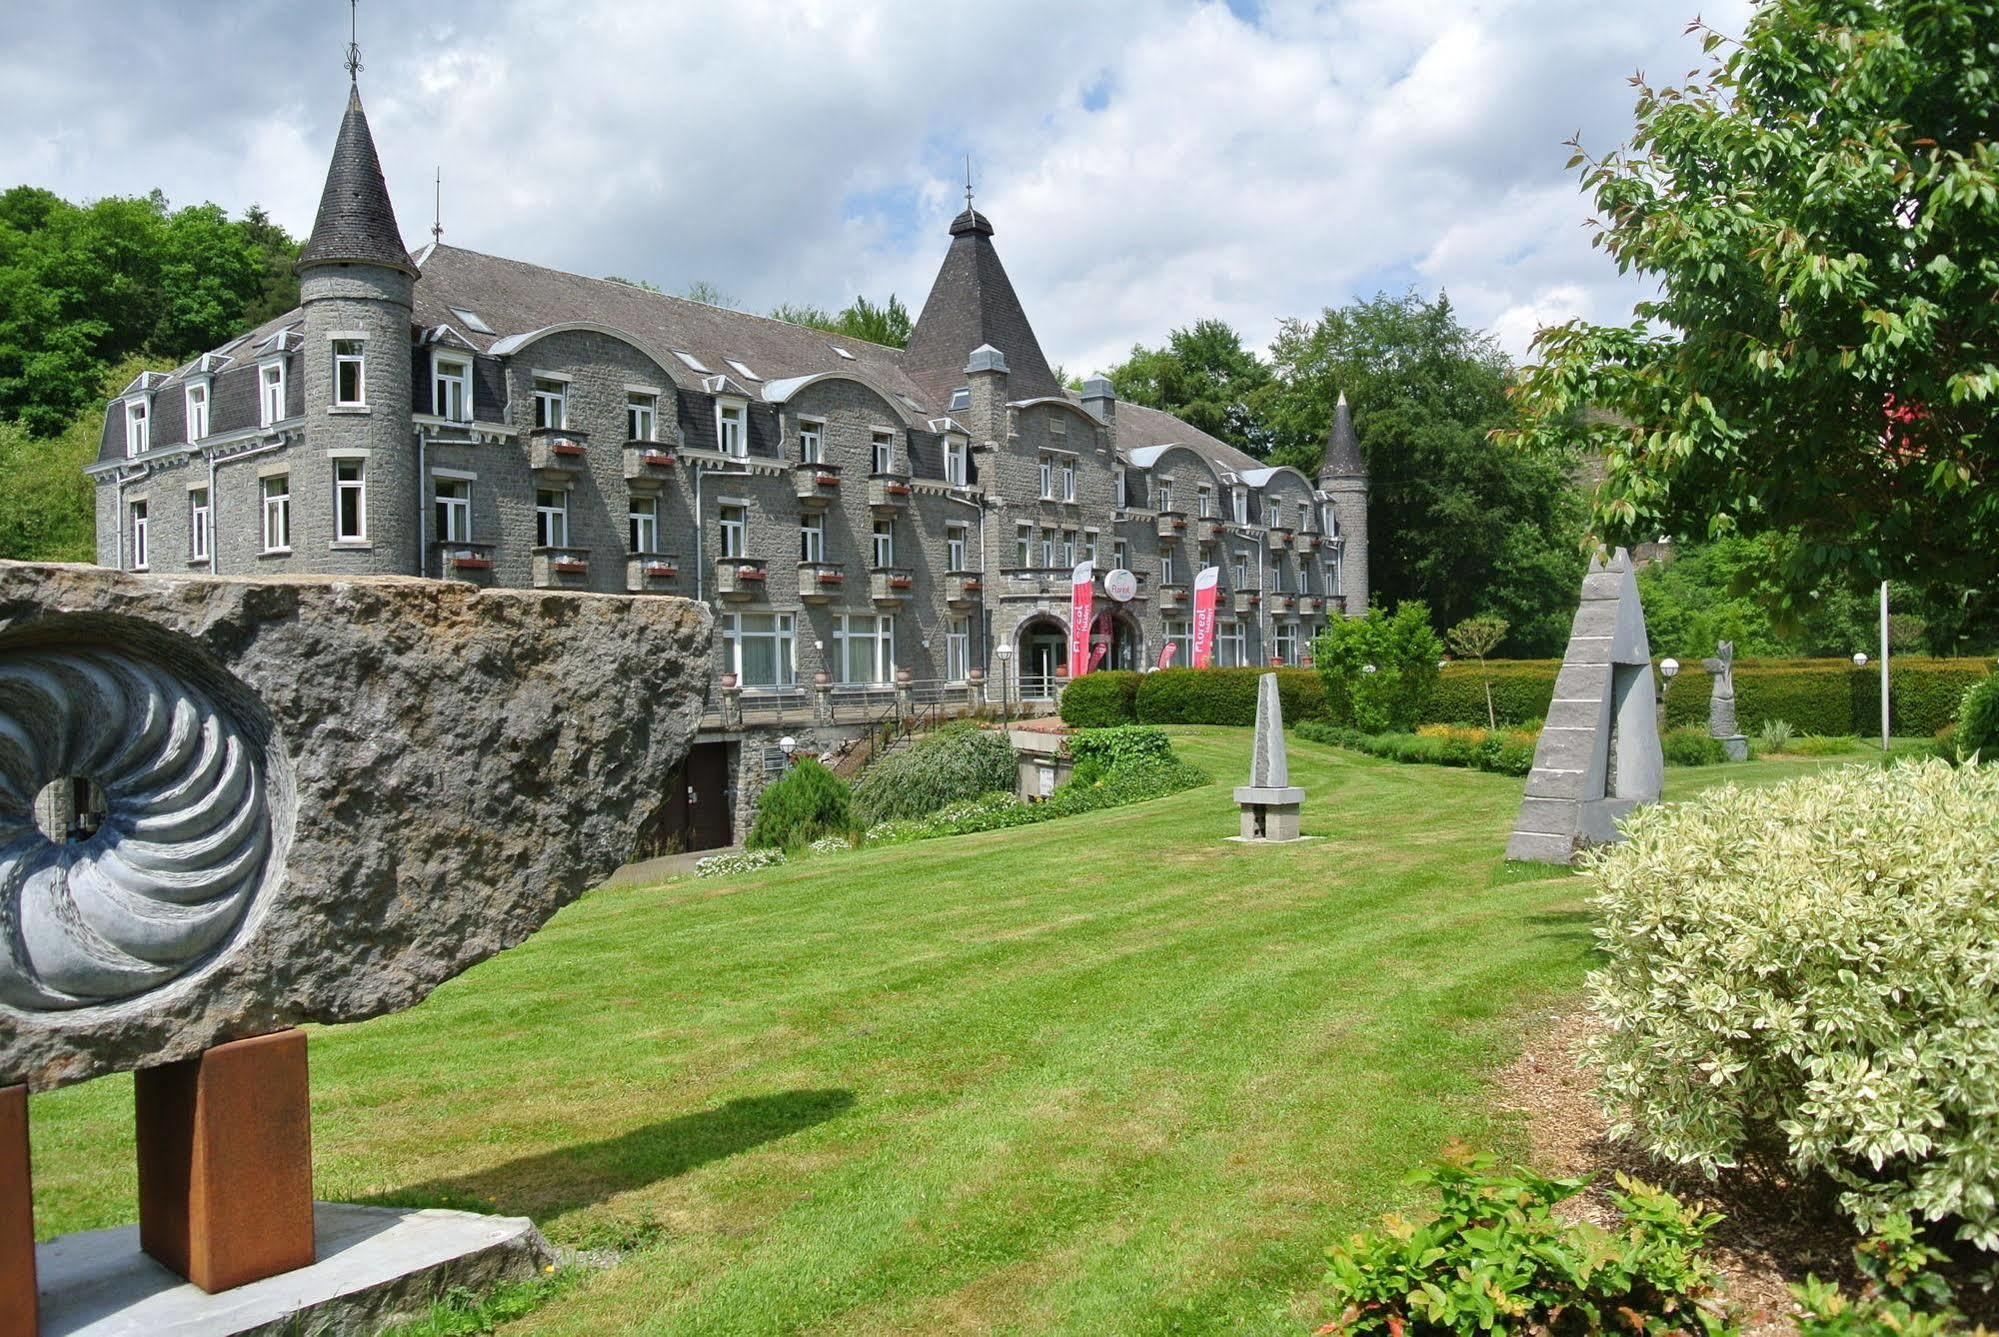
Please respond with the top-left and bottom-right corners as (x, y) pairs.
(1266, 592), (1299, 614)
(1157, 583), (1190, 610)
(797, 560), (845, 603)
(1155, 510), (1187, 542)
(1291, 530), (1323, 555)
(1264, 527), (1294, 552)
(626, 552), (682, 593)
(945, 570), (984, 609)
(713, 556), (769, 600)
(869, 566), (915, 606)
(531, 546), (590, 588)
(622, 442), (679, 489)
(793, 461), (841, 510)
(432, 540), (497, 582)
(528, 427), (590, 478)
(868, 473), (913, 513)
(1194, 516), (1226, 544)
(1230, 589), (1260, 615)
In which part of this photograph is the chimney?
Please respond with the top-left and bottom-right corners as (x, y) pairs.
(1081, 376), (1116, 426)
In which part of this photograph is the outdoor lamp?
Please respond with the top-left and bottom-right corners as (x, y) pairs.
(1659, 657), (1679, 681)
(779, 735), (796, 753)
(1853, 651), (1869, 667)
(995, 644), (1012, 659)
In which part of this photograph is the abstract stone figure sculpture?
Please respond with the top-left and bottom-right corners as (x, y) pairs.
(1505, 549), (1664, 864)
(1233, 673), (1306, 841)
(1703, 641), (1749, 761)
(0, 562), (711, 1092)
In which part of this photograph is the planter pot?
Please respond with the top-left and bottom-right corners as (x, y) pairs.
(720, 672), (738, 689)
(814, 671), (831, 686)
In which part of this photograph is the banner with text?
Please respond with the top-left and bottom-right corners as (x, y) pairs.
(1192, 567), (1221, 668)
(1069, 561), (1095, 678)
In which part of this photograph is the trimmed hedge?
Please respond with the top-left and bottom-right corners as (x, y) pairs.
(1295, 719), (1535, 776)
(1058, 670), (1142, 727)
(1426, 661), (1559, 727)
(1134, 667), (1325, 726)
(1660, 657), (1987, 737)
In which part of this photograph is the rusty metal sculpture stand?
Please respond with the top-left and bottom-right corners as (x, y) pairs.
(134, 1028), (315, 1295)
(1, 1084), (34, 1337)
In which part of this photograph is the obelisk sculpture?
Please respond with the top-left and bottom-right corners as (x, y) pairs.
(1233, 673), (1306, 841)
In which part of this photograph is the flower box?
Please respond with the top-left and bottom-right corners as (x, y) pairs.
(552, 558), (588, 574)
(550, 440), (588, 458)
(449, 554), (492, 571)
(645, 562), (679, 579)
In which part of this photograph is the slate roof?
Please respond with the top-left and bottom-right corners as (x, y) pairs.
(1112, 399), (1266, 475)
(902, 207), (1064, 407)
(1321, 391), (1366, 478)
(296, 84), (417, 277)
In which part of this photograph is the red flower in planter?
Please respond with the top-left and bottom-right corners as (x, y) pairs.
(642, 450), (677, 467)
(816, 474), (840, 487)
(553, 560), (587, 573)
(817, 571), (844, 584)
(551, 440), (587, 457)
(646, 562), (678, 578)
(885, 483), (911, 496)
(888, 577), (913, 589)
(450, 555), (492, 570)
(738, 566), (766, 580)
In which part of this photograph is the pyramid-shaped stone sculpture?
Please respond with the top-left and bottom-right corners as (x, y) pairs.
(1234, 673), (1306, 840)
(1505, 548), (1663, 864)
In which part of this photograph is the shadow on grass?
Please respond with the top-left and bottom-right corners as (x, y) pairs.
(1521, 908), (1598, 951)
(362, 1088), (856, 1220)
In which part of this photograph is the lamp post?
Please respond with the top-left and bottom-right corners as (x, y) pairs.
(1659, 656), (1678, 707)
(778, 735), (797, 772)
(1879, 581), (1891, 752)
(994, 643), (1013, 723)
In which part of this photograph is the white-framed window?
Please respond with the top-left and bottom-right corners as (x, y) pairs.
(184, 383), (209, 441)
(1330, 549), (1344, 597)
(1273, 557), (1289, 593)
(1233, 487), (1249, 525)
(1015, 525), (1032, 568)
(945, 436), (968, 486)
(1113, 539), (1129, 569)
(1060, 530), (1076, 567)
(1299, 562), (1313, 595)
(259, 362), (285, 427)
(1166, 618), (1191, 664)
(716, 400), (746, 457)
(124, 398), (149, 456)
(871, 518), (895, 567)
(333, 339), (366, 407)
(1321, 502), (1338, 537)
(630, 495), (660, 553)
(188, 488), (210, 561)
(724, 612), (796, 688)
(435, 478), (472, 543)
(1264, 499), (1279, 529)
(128, 500), (149, 569)
(626, 391), (658, 442)
(946, 523), (968, 570)
(1158, 479), (1174, 513)
(1038, 455), (1054, 499)
(1114, 467), (1126, 509)
(533, 377), (567, 430)
(799, 418), (823, 464)
(834, 613), (895, 684)
(1061, 459), (1076, 502)
(800, 512), (826, 562)
(261, 475), (291, 552)
(535, 488), (569, 547)
(333, 457), (367, 541)
(1274, 622), (1299, 666)
(1040, 528), (1056, 568)
(945, 617), (971, 681)
(719, 503), (747, 558)
(1082, 530), (1098, 565)
(434, 355), (471, 422)
(1161, 549), (1177, 585)
(871, 430), (895, 475)
(1197, 484), (1213, 518)
(1219, 621), (1248, 668)
(1233, 554), (1248, 588)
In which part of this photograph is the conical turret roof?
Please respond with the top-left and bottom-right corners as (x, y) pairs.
(902, 206), (1062, 405)
(296, 84), (417, 277)
(1321, 391), (1366, 479)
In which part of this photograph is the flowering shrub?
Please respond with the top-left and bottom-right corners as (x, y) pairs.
(1586, 759), (1999, 1249)
(1318, 1153), (1730, 1336)
(1294, 720), (1535, 777)
(808, 836), (850, 855)
(851, 722), (1016, 827)
(694, 848), (787, 878)
(1793, 1214), (1962, 1337)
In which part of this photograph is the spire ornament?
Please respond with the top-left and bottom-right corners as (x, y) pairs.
(343, 0), (363, 82)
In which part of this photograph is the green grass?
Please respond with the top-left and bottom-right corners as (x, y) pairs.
(25, 729), (1846, 1334)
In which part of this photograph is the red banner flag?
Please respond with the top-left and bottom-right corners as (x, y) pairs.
(1069, 561), (1095, 677)
(1192, 567), (1221, 668)
(1157, 641), (1178, 670)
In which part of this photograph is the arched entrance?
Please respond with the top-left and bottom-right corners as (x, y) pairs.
(1089, 607), (1145, 672)
(1013, 614), (1068, 700)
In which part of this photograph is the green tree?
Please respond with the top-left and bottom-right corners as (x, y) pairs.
(1104, 318), (1274, 454)
(1445, 613), (1509, 729)
(681, 279), (736, 308)
(0, 354), (155, 562)
(1266, 292), (1589, 655)
(832, 293), (911, 349)
(769, 301), (837, 330)
(1312, 602), (1445, 733)
(1505, 0), (1999, 603)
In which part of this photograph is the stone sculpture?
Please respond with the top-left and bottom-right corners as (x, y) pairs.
(1233, 673), (1305, 841)
(1703, 640), (1748, 760)
(1505, 549), (1664, 864)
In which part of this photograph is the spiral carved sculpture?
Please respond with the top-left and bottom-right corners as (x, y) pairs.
(0, 650), (271, 1011)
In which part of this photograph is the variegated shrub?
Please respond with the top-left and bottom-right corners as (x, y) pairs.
(1584, 759), (1999, 1249)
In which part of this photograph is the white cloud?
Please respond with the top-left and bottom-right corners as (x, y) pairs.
(0, 0), (1755, 372)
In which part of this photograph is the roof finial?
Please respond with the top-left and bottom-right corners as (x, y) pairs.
(964, 154), (974, 214)
(432, 166), (443, 243)
(344, 0), (363, 82)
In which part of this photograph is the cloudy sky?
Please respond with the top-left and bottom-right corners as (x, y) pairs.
(2, 0), (1750, 375)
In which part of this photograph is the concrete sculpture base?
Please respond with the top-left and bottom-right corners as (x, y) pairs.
(1719, 734), (1748, 762)
(1231, 787), (1307, 841)
(33, 1203), (551, 1337)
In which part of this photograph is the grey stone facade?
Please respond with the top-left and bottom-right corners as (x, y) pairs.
(85, 74), (1373, 849)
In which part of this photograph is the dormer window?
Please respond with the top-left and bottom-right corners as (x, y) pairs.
(800, 418), (824, 464)
(716, 401), (746, 457)
(1114, 467), (1126, 509)
(533, 377), (567, 430)
(332, 339), (366, 407)
(259, 362), (285, 428)
(871, 430), (895, 475)
(1321, 502), (1338, 537)
(184, 383), (209, 441)
(945, 436), (968, 486)
(626, 391), (658, 442)
(1232, 488), (1249, 525)
(124, 399), (149, 456)
(1263, 499), (1278, 529)
(1158, 480), (1174, 513)
(433, 355), (471, 422)
(1197, 485), (1213, 517)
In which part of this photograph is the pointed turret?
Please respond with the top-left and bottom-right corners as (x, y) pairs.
(296, 84), (417, 277)
(1320, 391), (1365, 481)
(1318, 391), (1369, 615)
(903, 204), (1063, 407)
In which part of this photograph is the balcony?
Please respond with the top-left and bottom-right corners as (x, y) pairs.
(1231, 589), (1260, 615)
(1155, 510), (1187, 542)
(1194, 516), (1226, 544)
(1295, 594), (1324, 616)
(627, 552), (682, 593)
(793, 461), (842, 510)
(713, 556), (768, 601)
(869, 566), (914, 606)
(529, 427), (591, 479)
(797, 560), (845, 603)
(1267, 592), (1298, 614)
(433, 540), (496, 582)
(531, 546), (590, 588)
(868, 473), (913, 513)
(1292, 530), (1323, 555)
(1157, 583), (1190, 611)
(945, 570), (984, 609)
(1264, 527), (1294, 552)
(623, 442), (679, 489)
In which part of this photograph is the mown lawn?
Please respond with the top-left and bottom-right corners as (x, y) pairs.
(27, 730), (1842, 1334)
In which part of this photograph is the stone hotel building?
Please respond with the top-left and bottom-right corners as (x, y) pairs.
(89, 78), (1370, 851)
